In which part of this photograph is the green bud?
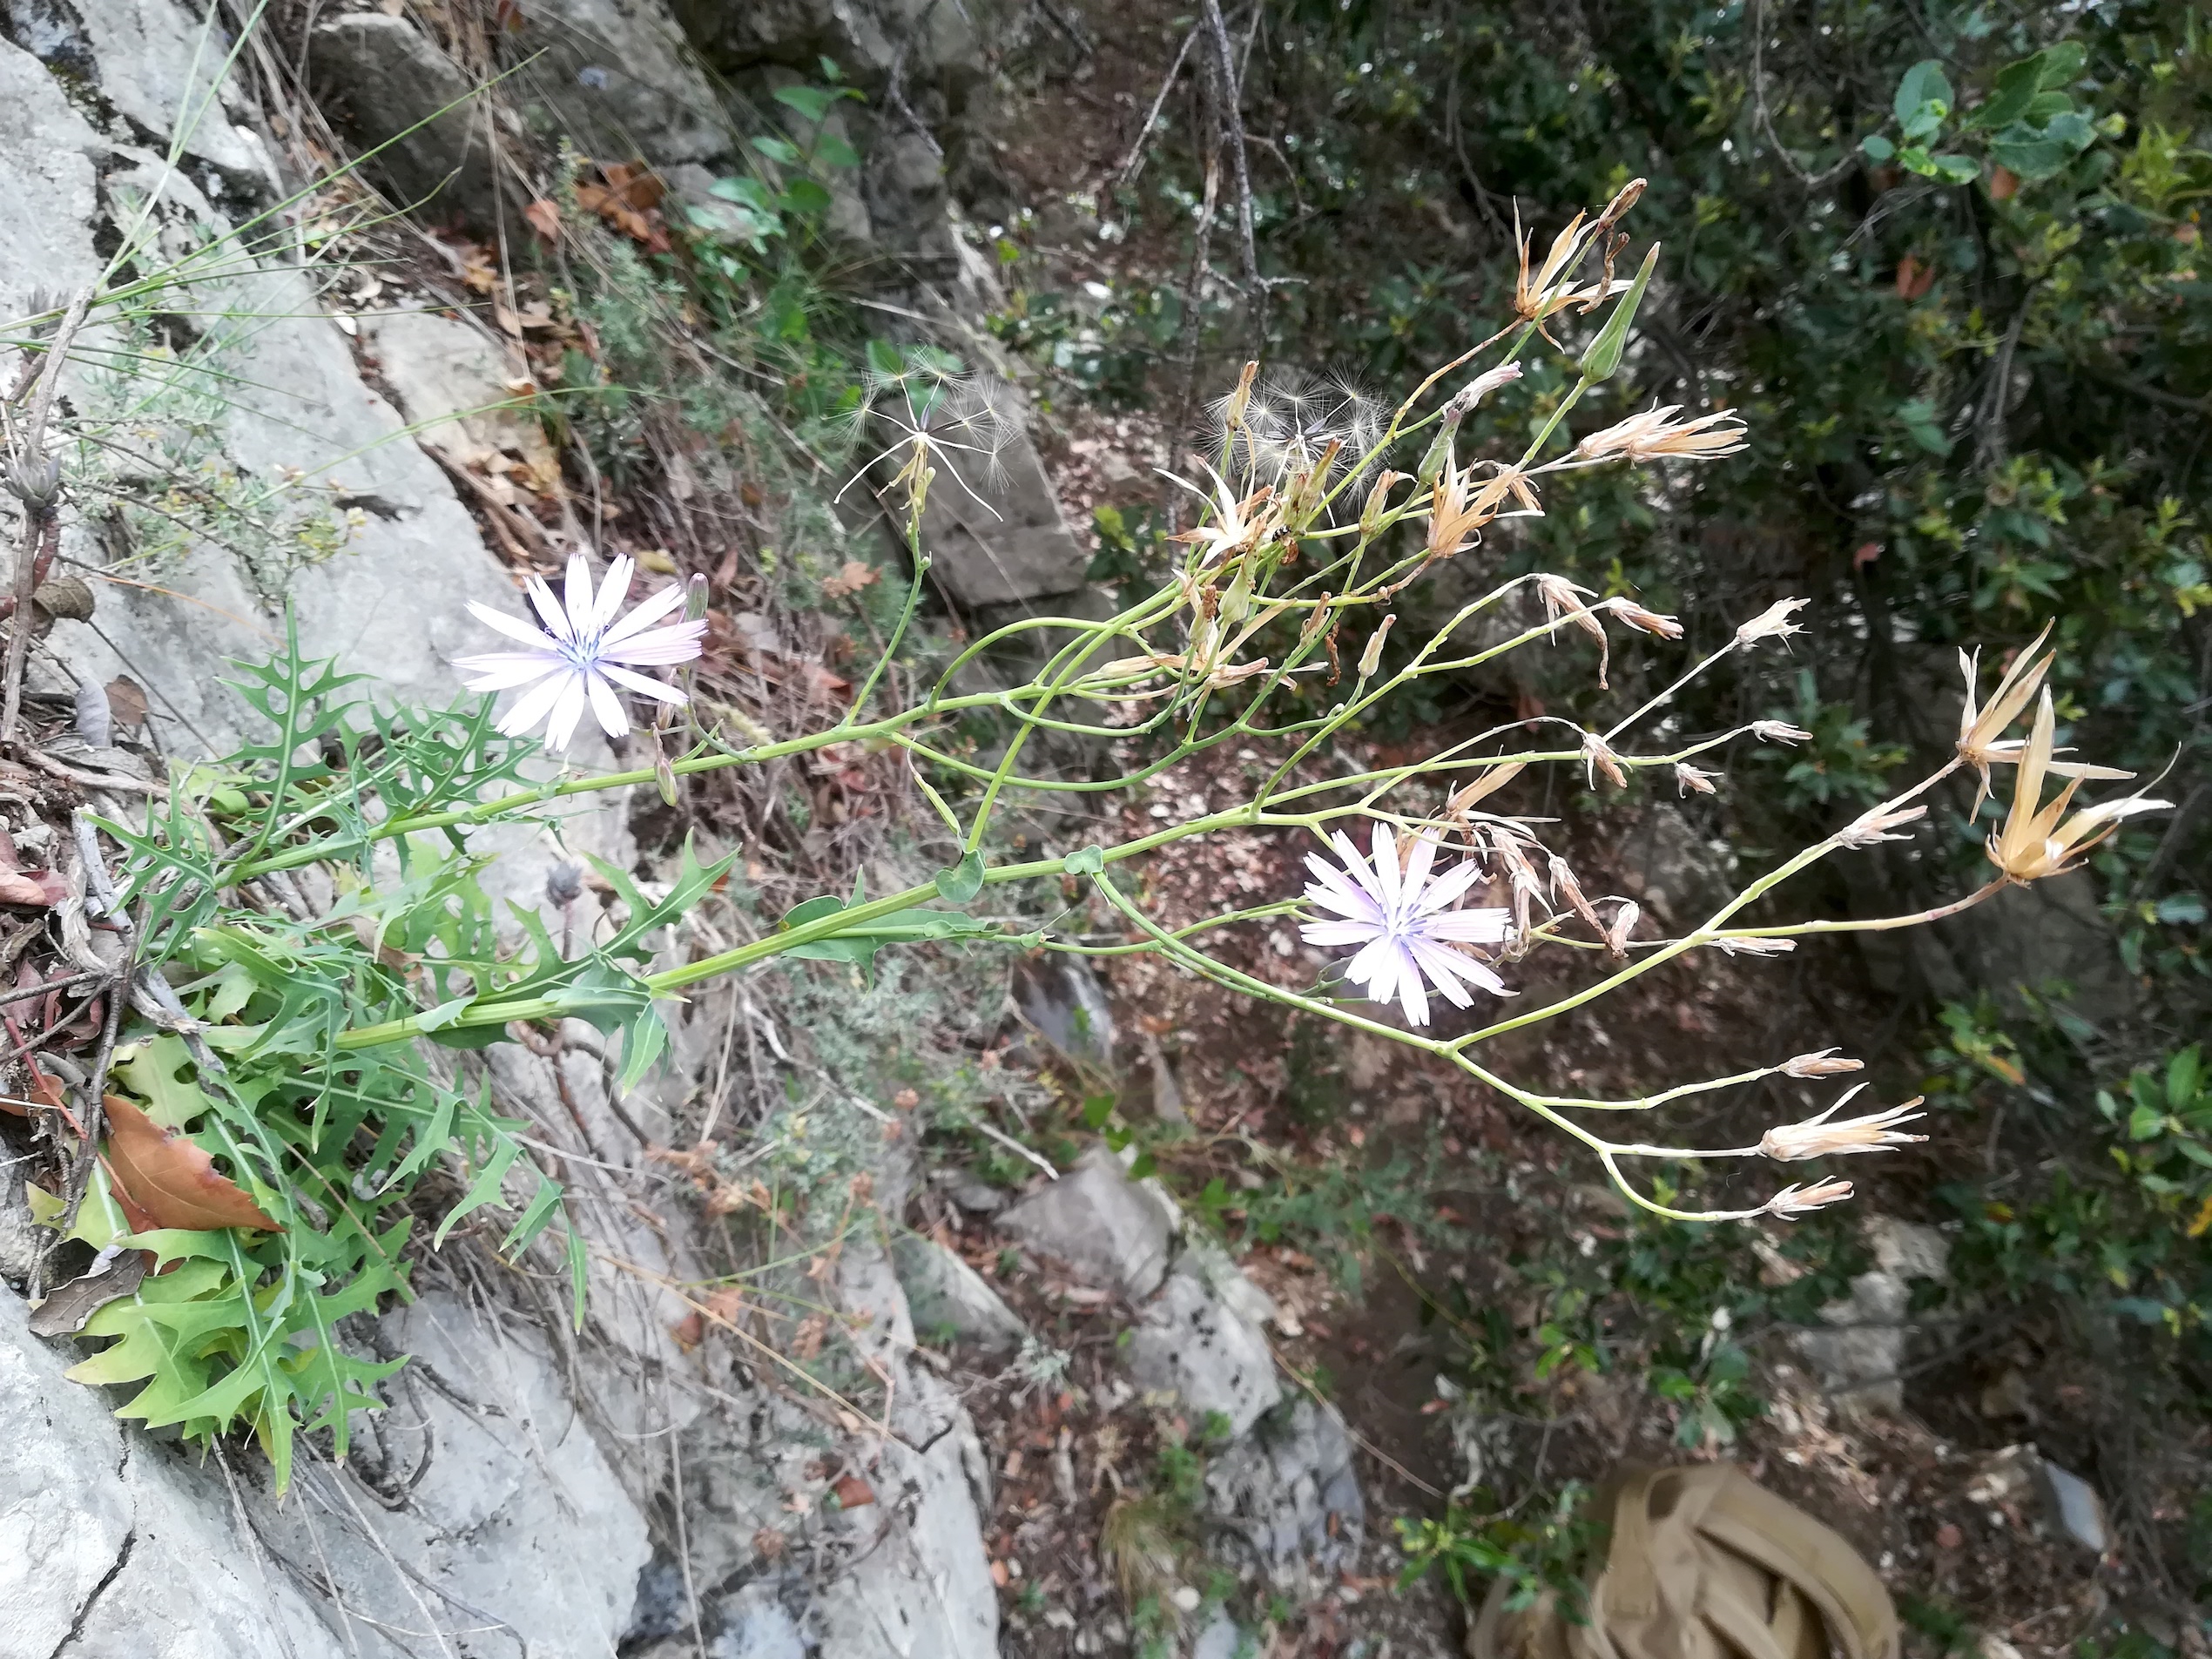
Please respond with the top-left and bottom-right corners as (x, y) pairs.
(1579, 243), (1660, 384)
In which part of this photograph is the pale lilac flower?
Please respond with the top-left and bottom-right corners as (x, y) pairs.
(454, 553), (707, 752)
(1299, 823), (1512, 1026)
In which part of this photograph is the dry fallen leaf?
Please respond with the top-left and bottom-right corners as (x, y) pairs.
(821, 559), (880, 600)
(28, 1250), (149, 1337)
(105, 676), (150, 729)
(102, 1095), (282, 1232)
(831, 1474), (875, 1510)
(670, 1310), (705, 1352)
(523, 197), (562, 243)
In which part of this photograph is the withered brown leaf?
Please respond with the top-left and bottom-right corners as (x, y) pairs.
(102, 1096), (282, 1232)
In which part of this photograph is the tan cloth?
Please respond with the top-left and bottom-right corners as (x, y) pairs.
(1468, 1466), (1898, 1659)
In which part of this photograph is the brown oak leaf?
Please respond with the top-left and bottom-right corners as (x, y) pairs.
(831, 1474), (875, 1509)
(820, 559), (880, 599)
(101, 1096), (282, 1232)
(523, 197), (563, 243)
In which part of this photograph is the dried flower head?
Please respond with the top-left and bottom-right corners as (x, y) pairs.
(1581, 731), (1627, 789)
(1758, 1086), (1927, 1161)
(1750, 720), (1812, 745)
(1602, 900), (1641, 958)
(1835, 801), (1928, 848)
(1445, 362), (1525, 418)
(1600, 596), (1683, 638)
(1547, 853), (1604, 935)
(1955, 622), (2131, 813)
(1986, 689), (2172, 882)
(1713, 936), (1796, 956)
(1735, 597), (1810, 645)
(1357, 616), (1396, 679)
(1538, 574), (1609, 686)
(1781, 1049), (1865, 1079)
(1513, 206), (1617, 339)
(1675, 763), (1717, 797)
(1161, 456), (1282, 567)
(1576, 403), (1749, 462)
(842, 361), (1016, 518)
(1764, 1178), (1854, 1219)
(1298, 823), (1514, 1026)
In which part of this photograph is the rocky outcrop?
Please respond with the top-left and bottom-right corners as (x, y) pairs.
(309, 13), (499, 224)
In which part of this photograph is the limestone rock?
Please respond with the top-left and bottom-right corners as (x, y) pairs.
(1126, 1268), (1282, 1438)
(918, 428), (1089, 607)
(12, 0), (272, 190)
(999, 1147), (1176, 1300)
(504, 0), (729, 169)
(1797, 1217), (1946, 1416)
(1012, 954), (1118, 1071)
(894, 1232), (1028, 1353)
(1203, 1398), (1365, 1595)
(1, 1291), (341, 1658)
(311, 15), (495, 223)
(361, 308), (557, 479)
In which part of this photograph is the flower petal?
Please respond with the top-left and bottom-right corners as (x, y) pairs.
(1326, 830), (1385, 906)
(1390, 941), (1429, 1025)
(1412, 858), (1485, 914)
(585, 671), (630, 738)
(603, 577), (689, 644)
(1423, 907), (1513, 945)
(600, 664), (690, 706)
(595, 556), (637, 632)
(1405, 937), (1477, 1008)
(495, 670), (572, 740)
(1368, 823), (1402, 914)
(563, 552), (594, 635)
(465, 600), (562, 652)
(602, 620), (709, 667)
(1299, 919), (1383, 948)
(543, 671), (590, 752)
(527, 576), (573, 643)
(454, 651), (563, 691)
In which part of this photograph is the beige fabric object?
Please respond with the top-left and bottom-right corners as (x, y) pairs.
(1468, 1465), (1898, 1659)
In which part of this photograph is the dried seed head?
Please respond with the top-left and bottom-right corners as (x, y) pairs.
(1547, 854), (1604, 934)
(1781, 1049), (1865, 1079)
(1444, 361), (1525, 421)
(1836, 801), (1928, 848)
(1599, 597), (1683, 638)
(1764, 1178), (1854, 1219)
(1750, 720), (1813, 745)
(1359, 470), (1406, 543)
(1675, 762), (1717, 797)
(1581, 731), (1627, 790)
(1538, 574), (1610, 688)
(1602, 900), (1640, 957)
(1575, 403), (1747, 462)
(1735, 597), (1810, 644)
(546, 862), (584, 906)
(1714, 936), (1796, 956)
(1758, 1087), (1927, 1161)
(1357, 615), (1396, 678)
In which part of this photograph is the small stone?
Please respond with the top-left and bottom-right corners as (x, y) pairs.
(998, 1147), (1174, 1299)
(1170, 1586), (1202, 1614)
(892, 1234), (1028, 1354)
(2036, 1460), (2110, 1554)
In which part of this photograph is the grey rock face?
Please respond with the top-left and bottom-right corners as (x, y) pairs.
(919, 428), (1090, 607)
(9, 0), (272, 188)
(999, 1147), (1176, 1300)
(1126, 1268), (1282, 1438)
(0, 1291), (341, 1658)
(1797, 1217), (1949, 1416)
(894, 1231), (1028, 1353)
(503, 0), (730, 168)
(310, 15), (496, 223)
(361, 307), (556, 475)
(1203, 1398), (1365, 1595)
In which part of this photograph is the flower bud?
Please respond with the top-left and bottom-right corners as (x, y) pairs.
(1675, 763), (1716, 797)
(1578, 242), (1659, 384)
(1750, 720), (1812, 744)
(1736, 597), (1809, 644)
